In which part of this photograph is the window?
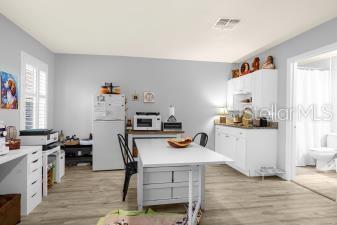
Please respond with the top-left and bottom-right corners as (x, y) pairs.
(21, 52), (48, 130)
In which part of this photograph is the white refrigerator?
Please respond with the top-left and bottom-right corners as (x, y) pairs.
(93, 94), (125, 171)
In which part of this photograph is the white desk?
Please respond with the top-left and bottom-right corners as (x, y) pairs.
(0, 146), (42, 215)
(136, 139), (232, 225)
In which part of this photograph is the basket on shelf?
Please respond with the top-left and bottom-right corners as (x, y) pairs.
(64, 139), (80, 146)
(6, 139), (20, 150)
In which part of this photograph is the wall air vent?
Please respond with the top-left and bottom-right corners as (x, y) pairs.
(214, 18), (240, 30)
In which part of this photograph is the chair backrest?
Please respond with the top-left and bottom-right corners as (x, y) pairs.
(192, 132), (208, 147)
(117, 134), (135, 167)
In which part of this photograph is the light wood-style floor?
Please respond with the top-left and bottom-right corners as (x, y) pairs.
(294, 166), (337, 201)
(20, 165), (337, 225)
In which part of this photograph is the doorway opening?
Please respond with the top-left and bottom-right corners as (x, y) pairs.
(286, 44), (337, 201)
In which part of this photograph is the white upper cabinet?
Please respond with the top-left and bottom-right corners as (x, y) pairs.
(226, 69), (277, 110)
(251, 69), (278, 109)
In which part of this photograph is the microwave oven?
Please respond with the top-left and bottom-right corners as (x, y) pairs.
(133, 113), (161, 131)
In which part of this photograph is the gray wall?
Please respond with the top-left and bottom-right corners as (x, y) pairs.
(54, 54), (230, 149)
(241, 17), (337, 172)
(0, 14), (55, 130)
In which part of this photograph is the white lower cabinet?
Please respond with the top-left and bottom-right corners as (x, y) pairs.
(215, 125), (277, 176)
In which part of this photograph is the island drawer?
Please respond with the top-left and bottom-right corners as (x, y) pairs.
(172, 184), (199, 199)
(143, 187), (171, 201)
(143, 167), (173, 184)
(173, 169), (199, 183)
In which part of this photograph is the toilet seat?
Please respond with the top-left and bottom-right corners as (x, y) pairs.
(309, 147), (337, 153)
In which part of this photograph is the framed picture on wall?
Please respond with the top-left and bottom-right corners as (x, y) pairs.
(132, 93), (139, 101)
(143, 91), (155, 103)
(1, 71), (18, 109)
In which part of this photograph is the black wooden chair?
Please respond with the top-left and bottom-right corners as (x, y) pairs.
(192, 132), (208, 147)
(117, 134), (137, 201)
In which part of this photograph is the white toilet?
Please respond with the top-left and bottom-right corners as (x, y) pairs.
(308, 133), (337, 171)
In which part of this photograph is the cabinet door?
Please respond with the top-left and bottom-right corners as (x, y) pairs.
(226, 80), (234, 110)
(252, 70), (277, 109)
(235, 137), (246, 170)
(215, 128), (236, 159)
(239, 75), (252, 93)
(251, 72), (262, 108)
(215, 127), (222, 153)
(221, 133), (236, 159)
(260, 70), (278, 109)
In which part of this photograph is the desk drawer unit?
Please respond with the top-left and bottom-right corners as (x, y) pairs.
(26, 148), (42, 214)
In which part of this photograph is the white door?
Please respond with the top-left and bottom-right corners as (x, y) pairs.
(93, 120), (125, 171)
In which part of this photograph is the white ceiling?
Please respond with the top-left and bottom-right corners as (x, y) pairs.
(1, 0), (337, 62)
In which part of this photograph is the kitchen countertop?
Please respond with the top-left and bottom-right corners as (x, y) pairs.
(214, 122), (278, 129)
(127, 130), (184, 134)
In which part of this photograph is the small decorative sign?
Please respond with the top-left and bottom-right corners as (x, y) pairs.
(143, 91), (155, 103)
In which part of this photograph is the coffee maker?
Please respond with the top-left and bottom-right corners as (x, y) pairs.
(0, 121), (9, 155)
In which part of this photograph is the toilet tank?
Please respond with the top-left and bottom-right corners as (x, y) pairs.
(327, 133), (337, 149)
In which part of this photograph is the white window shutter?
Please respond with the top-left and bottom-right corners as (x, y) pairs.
(24, 97), (36, 129)
(21, 52), (48, 130)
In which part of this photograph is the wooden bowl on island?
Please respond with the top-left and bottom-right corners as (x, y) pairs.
(167, 137), (192, 148)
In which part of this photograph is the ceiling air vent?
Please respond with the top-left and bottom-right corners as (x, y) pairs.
(214, 18), (240, 30)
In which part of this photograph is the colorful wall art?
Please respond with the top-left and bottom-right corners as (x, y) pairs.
(1, 71), (18, 109)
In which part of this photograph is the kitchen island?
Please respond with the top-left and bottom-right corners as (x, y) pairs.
(136, 139), (232, 225)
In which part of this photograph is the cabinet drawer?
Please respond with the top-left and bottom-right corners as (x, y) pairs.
(143, 187), (171, 201)
(29, 167), (42, 183)
(28, 182), (42, 212)
(172, 185), (199, 199)
(144, 171), (172, 184)
(29, 178), (42, 197)
(173, 169), (199, 183)
(29, 157), (42, 173)
(28, 149), (42, 162)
